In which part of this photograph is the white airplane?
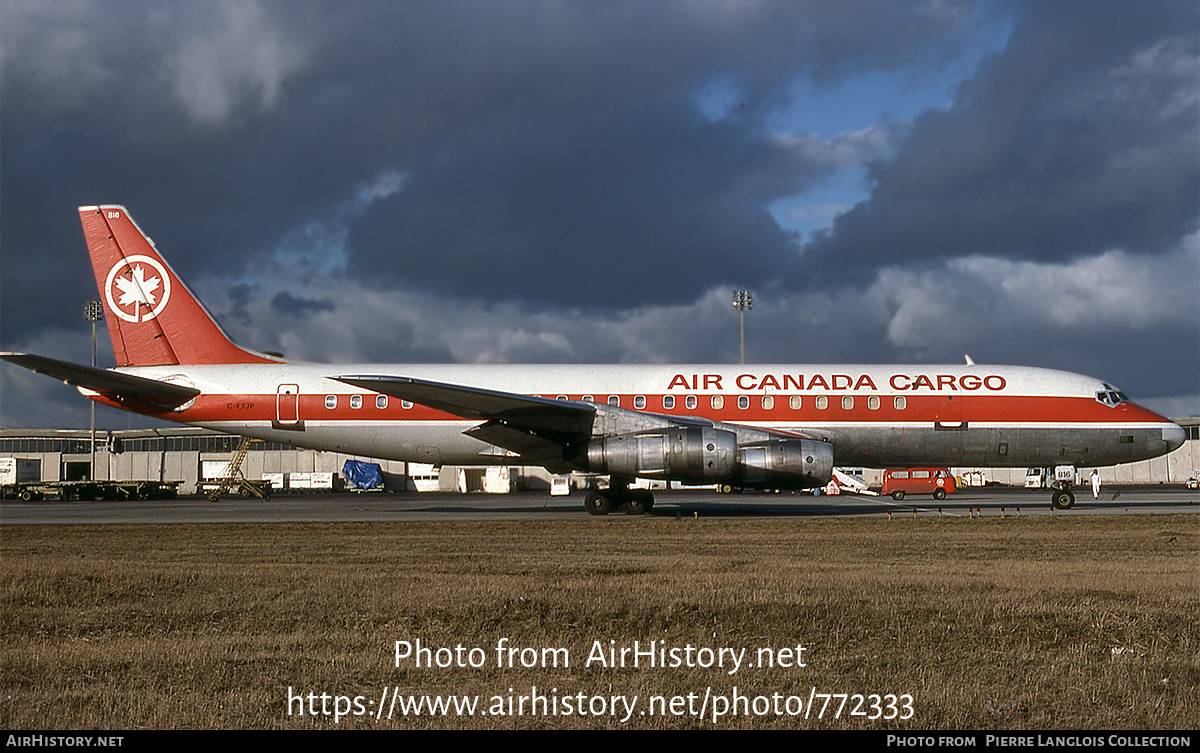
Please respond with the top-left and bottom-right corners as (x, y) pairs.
(1, 206), (1186, 513)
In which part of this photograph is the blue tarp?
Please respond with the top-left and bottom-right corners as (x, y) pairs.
(343, 459), (383, 490)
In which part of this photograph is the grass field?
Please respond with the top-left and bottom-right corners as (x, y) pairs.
(2, 514), (1197, 729)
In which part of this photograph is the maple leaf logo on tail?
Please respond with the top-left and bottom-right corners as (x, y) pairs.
(115, 265), (160, 308)
(105, 255), (172, 323)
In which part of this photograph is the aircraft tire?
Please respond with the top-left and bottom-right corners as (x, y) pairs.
(584, 490), (614, 516)
(1052, 489), (1075, 510)
(891, 490), (905, 501)
(621, 489), (654, 515)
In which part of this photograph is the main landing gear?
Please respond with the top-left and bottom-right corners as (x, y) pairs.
(584, 480), (654, 516)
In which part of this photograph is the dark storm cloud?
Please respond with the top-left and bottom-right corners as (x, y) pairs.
(311, 1), (981, 306)
(1, 1), (1197, 429)
(0, 0), (983, 338)
(802, 1), (1200, 277)
(270, 291), (335, 317)
(348, 103), (822, 307)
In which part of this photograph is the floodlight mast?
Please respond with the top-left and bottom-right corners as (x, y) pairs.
(84, 299), (105, 478)
(732, 288), (753, 365)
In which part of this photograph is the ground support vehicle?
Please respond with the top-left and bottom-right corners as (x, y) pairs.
(1, 479), (181, 501)
(882, 468), (957, 501)
(196, 478), (272, 501)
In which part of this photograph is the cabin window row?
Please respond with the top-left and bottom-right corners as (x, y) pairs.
(553, 395), (908, 411)
(324, 395), (414, 409)
(322, 393), (911, 412)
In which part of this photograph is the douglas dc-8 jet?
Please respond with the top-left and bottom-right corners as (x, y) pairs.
(1, 206), (1185, 513)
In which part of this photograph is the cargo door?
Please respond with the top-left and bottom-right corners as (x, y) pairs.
(276, 384), (300, 426)
(934, 394), (965, 459)
(935, 394), (964, 430)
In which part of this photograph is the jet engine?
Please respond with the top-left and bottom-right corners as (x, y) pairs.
(583, 426), (737, 483)
(581, 428), (834, 490)
(736, 439), (833, 489)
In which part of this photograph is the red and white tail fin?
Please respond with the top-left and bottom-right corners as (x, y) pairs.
(80, 205), (280, 366)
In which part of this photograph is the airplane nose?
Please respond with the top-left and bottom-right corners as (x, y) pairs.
(1162, 423), (1185, 453)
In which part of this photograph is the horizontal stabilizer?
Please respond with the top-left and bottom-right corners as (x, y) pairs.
(1, 352), (200, 409)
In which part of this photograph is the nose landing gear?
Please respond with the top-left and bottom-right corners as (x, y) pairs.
(1050, 482), (1075, 510)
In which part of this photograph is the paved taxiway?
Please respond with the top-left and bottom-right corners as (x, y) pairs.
(1, 486), (1195, 524)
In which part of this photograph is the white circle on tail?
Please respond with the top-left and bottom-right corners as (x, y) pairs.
(105, 255), (171, 323)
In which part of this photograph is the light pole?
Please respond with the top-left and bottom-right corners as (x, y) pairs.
(84, 300), (105, 479)
(732, 288), (753, 365)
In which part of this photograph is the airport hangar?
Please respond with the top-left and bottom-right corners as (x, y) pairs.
(2, 418), (1197, 495)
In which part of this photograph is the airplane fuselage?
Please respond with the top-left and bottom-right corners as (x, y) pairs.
(94, 362), (1181, 472)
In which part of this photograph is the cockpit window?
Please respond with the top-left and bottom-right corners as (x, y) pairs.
(1095, 384), (1128, 407)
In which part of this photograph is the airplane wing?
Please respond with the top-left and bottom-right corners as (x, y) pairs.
(335, 375), (601, 471)
(334, 374), (822, 476)
(335, 375), (597, 435)
(0, 352), (200, 409)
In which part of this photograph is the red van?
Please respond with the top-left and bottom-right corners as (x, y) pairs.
(882, 468), (956, 501)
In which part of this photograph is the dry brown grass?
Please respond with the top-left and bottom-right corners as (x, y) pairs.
(1, 514), (1197, 729)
